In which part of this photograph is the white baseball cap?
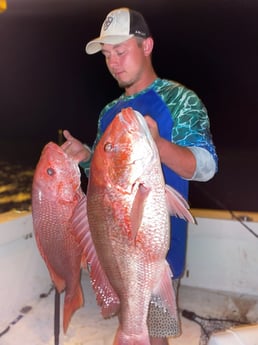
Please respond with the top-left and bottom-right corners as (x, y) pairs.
(85, 8), (151, 55)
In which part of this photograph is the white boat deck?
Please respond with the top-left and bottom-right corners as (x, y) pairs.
(1, 210), (258, 345)
(1, 270), (258, 345)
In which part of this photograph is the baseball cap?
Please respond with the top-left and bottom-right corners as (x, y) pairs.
(85, 8), (151, 55)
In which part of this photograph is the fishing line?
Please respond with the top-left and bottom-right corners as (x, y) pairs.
(191, 183), (258, 239)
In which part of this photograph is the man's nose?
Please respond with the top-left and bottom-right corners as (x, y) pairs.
(108, 54), (119, 67)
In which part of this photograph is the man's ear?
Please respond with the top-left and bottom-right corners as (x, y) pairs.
(143, 37), (154, 56)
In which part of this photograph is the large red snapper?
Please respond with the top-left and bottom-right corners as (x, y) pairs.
(87, 107), (195, 344)
(32, 142), (90, 333)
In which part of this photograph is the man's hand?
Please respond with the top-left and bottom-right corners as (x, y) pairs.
(144, 115), (161, 143)
(61, 130), (90, 163)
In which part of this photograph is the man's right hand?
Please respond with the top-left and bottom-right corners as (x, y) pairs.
(61, 130), (91, 163)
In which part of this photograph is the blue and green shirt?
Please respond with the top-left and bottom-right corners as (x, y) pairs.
(81, 78), (218, 278)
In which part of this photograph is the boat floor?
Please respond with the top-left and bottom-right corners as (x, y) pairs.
(1, 271), (257, 345)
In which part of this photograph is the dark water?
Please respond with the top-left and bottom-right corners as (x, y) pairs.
(0, 161), (33, 213)
(0, 139), (41, 213)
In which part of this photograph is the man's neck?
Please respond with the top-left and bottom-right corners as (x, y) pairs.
(125, 75), (157, 96)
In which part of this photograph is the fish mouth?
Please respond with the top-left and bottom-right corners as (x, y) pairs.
(44, 142), (78, 165)
(42, 142), (68, 161)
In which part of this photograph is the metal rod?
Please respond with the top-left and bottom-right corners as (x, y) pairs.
(54, 288), (60, 345)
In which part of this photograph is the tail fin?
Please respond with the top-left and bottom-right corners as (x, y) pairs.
(63, 284), (84, 333)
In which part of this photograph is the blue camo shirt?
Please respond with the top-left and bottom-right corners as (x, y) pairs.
(81, 78), (218, 278)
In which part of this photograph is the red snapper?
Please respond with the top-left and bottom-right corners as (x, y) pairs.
(32, 142), (90, 333)
(87, 107), (195, 344)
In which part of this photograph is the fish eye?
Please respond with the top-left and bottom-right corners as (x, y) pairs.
(104, 142), (113, 152)
(47, 167), (55, 176)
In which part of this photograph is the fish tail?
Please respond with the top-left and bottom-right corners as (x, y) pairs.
(63, 284), (84, 333)
(113, 327), (150, 345)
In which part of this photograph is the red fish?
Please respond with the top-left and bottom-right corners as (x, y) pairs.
(87, 107), (195, 344)
(32, 142), (90, 333)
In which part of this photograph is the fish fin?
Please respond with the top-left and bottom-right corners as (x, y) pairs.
(69, 193), (119, 317)
(90, 259), (120, 319)
(69, 193), (120, 317)
(69, 192), (92, 266)
(130, 183), (150, 242)
(165, 184), (196, 224)
(63, 283), (84, 333)
(151, 261), (177, 318)
(87, 250), (120, 318)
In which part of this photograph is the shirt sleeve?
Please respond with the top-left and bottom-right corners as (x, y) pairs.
(187, 146), (217, 181)
(164, 84), (218, 180)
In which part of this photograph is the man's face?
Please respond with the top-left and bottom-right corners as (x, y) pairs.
(101, 38), (146, 89)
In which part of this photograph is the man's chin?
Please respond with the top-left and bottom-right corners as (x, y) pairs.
(118, 80), (133, 89)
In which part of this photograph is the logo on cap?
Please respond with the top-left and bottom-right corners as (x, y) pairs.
(134, 30), (147, 38)
(103, 16), (113, 31)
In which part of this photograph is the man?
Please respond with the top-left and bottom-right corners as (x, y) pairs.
(62, 7), (218, 345)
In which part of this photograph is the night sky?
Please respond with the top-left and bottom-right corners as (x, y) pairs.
(1, 0), (258, 211)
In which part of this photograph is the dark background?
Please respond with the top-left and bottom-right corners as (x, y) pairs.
(1, 0), (258, 211)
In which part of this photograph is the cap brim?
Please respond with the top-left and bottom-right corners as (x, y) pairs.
(85, 34), (134, 55)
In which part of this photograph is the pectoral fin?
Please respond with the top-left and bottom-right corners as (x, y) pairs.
(130, 183), (151, 242)
(165, 184), (196, 224)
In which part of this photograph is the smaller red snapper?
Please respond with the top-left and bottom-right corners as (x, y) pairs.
(32, 142), (90, 333)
